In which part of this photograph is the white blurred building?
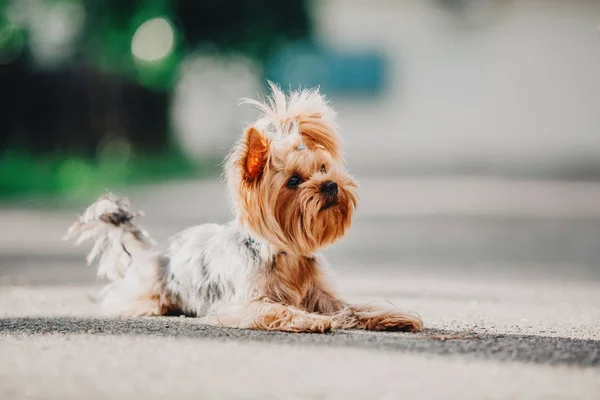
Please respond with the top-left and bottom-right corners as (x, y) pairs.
(313, 0), (600, 176)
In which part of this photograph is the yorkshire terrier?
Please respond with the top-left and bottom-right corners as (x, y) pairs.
(65, 83), (423, 333)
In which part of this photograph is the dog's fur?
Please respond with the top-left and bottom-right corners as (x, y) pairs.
(64, 83), (423, 333)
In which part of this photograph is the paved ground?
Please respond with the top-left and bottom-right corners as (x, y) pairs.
(1, 176), (600, 399)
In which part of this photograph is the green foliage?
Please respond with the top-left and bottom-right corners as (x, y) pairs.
(0, 0), (312, 198)
(86, 0), (181, 90)
(0, 149), (213, 199)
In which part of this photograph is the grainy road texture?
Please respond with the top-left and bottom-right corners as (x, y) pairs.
(1, 177), (600, 399)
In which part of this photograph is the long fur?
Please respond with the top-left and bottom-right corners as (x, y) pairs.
(240, 82), (342, 160)
(66, 84), (423, 332)
(63, 193), (153, 281)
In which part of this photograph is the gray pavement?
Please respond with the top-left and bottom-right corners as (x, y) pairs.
(1, 176), (600, 399)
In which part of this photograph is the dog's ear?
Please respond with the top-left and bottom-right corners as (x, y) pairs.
(298, 113), (342, 161)
(242, 126), (269, 180)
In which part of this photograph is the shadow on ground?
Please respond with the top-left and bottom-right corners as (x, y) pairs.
(1, 317), (598, 367)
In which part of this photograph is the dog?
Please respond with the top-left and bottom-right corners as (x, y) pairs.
(64, 83), (423, 333)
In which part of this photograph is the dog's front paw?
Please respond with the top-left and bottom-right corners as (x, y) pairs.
(305, 317), (333, 333)
(274, 312), (333, 333)
(352, 306), (424, 332)
(387, 314), (423, 332)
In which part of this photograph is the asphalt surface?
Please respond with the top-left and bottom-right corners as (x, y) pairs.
(2, 317), (599, 367)
(1, 176), (600, 399)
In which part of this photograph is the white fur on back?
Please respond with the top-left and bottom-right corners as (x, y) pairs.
(163, 223), (260, 316)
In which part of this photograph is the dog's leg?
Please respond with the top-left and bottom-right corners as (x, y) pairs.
(205, 299), (333, 333)
(341, 304), (423, 332)
(100, 256), (174, 317)
(306, 283), (423, 332)
(304, 282), (347, 314)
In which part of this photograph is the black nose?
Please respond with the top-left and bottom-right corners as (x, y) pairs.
(321, 181), (338, 196)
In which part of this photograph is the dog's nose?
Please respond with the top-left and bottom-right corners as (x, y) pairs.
(321, 181), (338, 196)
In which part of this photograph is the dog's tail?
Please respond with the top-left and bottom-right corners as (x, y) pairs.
(63, 193), (156, 282)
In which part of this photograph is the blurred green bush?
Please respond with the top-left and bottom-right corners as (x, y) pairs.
(0, 0), (311, 197)
(0, 149), (205, 199)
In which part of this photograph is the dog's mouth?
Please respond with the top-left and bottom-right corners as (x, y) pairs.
(320, 198), (338, 212)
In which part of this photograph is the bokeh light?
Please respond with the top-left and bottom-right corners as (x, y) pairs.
(131, 17), (174, 62)
(170, 54), (260, 160)
(24, 1), (85, 68)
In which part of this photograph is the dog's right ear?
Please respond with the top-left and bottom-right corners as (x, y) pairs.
(242, 126), (269, 181)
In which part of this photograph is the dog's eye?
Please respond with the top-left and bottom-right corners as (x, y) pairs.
(320, 164), (326, 174)
(286, 175), (303, 189)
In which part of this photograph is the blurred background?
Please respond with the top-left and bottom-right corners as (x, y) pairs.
(2, 0), (600, 200)
(0, 0), (599, 299)
(1, 2), (600, 397)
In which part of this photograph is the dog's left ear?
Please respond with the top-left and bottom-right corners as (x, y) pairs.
(298, 113), (342, 161)
(242, 126), (269, 180)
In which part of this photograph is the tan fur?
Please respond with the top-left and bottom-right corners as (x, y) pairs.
(216, 84), (423, 333)
(73, 85), (423, 333)
(205, 299), (332, 333)
(231, 130), (358, 256)
(298, 113), (342, 161)
(257, 254), (318, 306)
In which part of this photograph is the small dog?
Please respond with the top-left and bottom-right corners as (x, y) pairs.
(65, 84), (423, 333)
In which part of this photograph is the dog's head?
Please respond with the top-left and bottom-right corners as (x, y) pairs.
(226, 84), (358, 256)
